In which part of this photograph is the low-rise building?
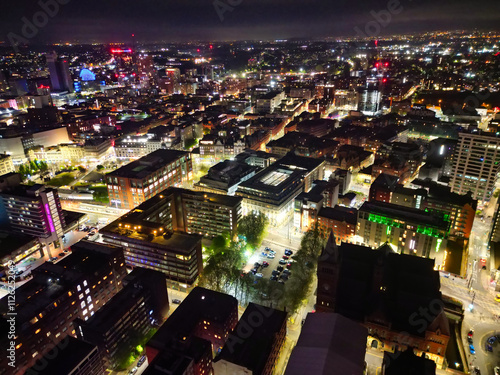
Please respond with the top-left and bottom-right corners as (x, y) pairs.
(317, 206), (357, 244)
(106, 149), (193, 210)
(0, 154), (15, 175)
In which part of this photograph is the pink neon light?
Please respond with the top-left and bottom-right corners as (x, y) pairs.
(45, 203), (55, 233)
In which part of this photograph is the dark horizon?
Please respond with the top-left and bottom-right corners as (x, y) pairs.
(1, 0), (500, 45)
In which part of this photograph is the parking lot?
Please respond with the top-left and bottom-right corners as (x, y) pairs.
(244, 242), (295, 284)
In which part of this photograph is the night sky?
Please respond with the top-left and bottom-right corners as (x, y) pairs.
(1, 0), (499, 44)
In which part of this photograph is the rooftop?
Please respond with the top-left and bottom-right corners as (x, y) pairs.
(359, 201), (449, 230)
(107, 149), (190, 179)
(148, 287), (238, 350)
(285, 313), (367, 375)
(215, 303), (287, 373)
(27, 337), (99, 375)
(318, 206), (358, 225)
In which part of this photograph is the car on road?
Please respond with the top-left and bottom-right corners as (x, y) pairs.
(279, 259), (287, 265)
(58, 252), (65, 257)
(129, 367), (138, 375)
(488, 336), (497, 344)
(262, 261), (269, 267)
(467, 337), (473, 344)
(469, 344), (475, 355)
(487, 344), (493, 352)
(284, 249), (293, 256)
(255, 273), (263, 278)
(172, 299), (181, 304)
(468, 329), (474, 338)
(495, 293), (500, 302)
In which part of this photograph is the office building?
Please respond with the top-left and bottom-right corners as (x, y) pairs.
(115, 134), (164, 160)
(294, 180), (339, 231)
(369, 173), (399, 203)
(237, 153), (325, 226)
(284, 313), (367, 375)
(106, 149), (193, 210)
(0, 184), (65, 255)
(450, 131), (500, 203)
(75, 268), (169, 369)
(317, 234), (450, 367)
(0, 241), (127, 374)
(26, 337), (105, 375)
(46, 51), (74, 93)
(147, 287), (238, 374)
(195, 159), (259, 196)
(213, 303), (287, 375)
(357, 201), (449, 263)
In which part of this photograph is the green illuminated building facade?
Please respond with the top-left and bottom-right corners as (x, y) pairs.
(357, 201), (448, 266)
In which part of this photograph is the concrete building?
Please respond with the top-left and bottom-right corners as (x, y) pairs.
(106, 149), (193, 210)
(0, 241), (127, 374)
(0, 154), (15, 176)
(284, 313), (368, 375)
(195, 159), (259, 196)
(115, 134), (164, 160)
(213, 303), (287, 375)
(450, 131), (500, 203)
(0, 231), (42, 272)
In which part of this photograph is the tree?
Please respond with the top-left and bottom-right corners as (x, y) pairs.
(96, 164), (104, 171)
(38, 160), (48, 173)
(78, 166), (87, 173)
(237, 212), (269, 248)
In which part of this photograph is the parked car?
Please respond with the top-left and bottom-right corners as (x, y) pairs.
(488, 336), (497, 344)
(172, 299), (181, 304)
(262, 261), (269, 267)
(279, 259), (287, 265)
(283, 269), (291, 275)
(267, 254), (275, 259)
(469, 344), (475, 355)
(255, 273), (263, 278)
(138, 356), (147, 367)
(272, 270), (280, 276)
(494, 366), (499, 375)
(58, 252), (65, 257)
(467, 337), (473, 344)
(282, 255), (289, 260)
(48, 257), (58, 262)
(487, 344), (493, 352)
(254, 262), (261, 268)
(286, 263), (293, 269)
(468, 329), (474, 338)
(284, 249), (293, 256)
(270, 275), (278, 281)
(277, 266), (284, 272)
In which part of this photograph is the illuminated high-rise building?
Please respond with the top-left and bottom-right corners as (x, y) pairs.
(46, 51), (74, 93)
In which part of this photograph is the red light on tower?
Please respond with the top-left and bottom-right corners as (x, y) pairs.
(197, 49), (200, 53)
(375, 63), (380, 68)
(209, 45), (213, 49)
(382, 78), (387, 83)
(384, 62), (389, 67)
